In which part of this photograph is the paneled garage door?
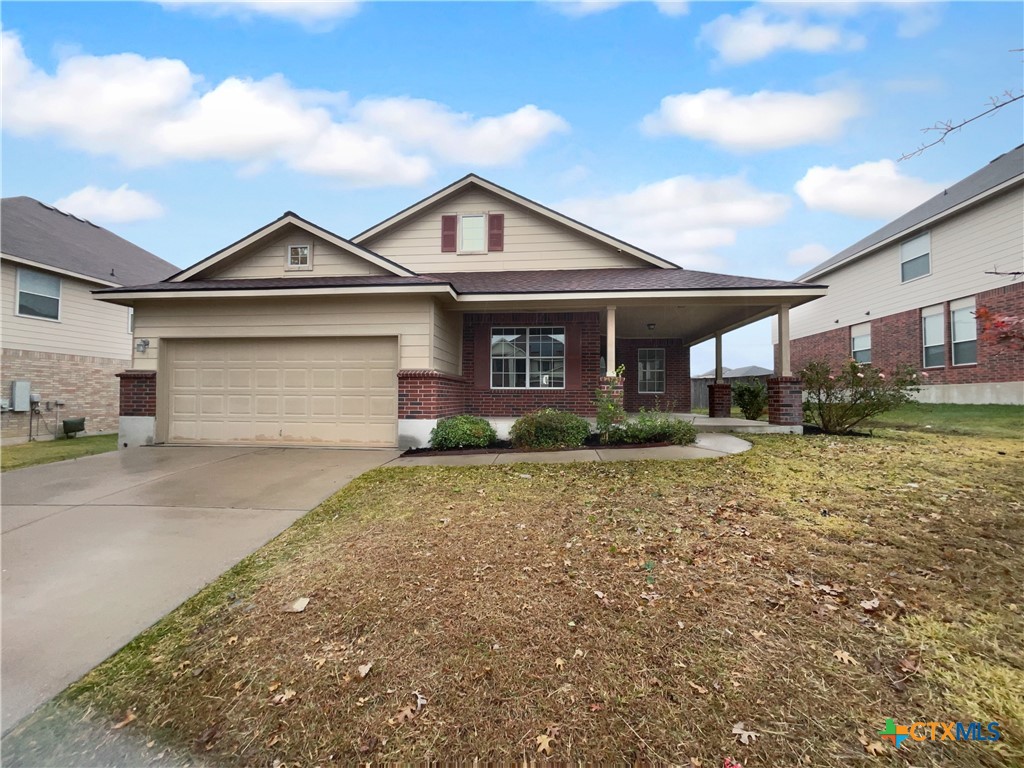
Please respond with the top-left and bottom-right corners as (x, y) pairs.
(165, 337), (398, 446)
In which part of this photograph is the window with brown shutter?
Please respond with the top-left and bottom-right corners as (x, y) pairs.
(487, 213), (504, 252)
(441, 214), (457, 252)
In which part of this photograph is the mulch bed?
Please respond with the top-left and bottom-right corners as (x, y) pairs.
(400, 435), (676, 457)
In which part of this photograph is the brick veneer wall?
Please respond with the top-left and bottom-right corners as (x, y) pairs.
(1, 349), (127, 440)
(617, 338), (691, 412)
(708, 382), (732, 418)
(767, 376), (803, 425)
(461, 312), (602, 417)
(397, 370), (468, 419)
(116, 370), (157, 417)
(788, 282), (1024, 384)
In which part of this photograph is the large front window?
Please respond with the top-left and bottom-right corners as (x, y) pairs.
(638, 348), (665, 393)
(490, 327), (565, 389)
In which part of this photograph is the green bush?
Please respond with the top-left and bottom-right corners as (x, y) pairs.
(733, 379), (768, 421)
(510, 409), (591, 449)
(607, 410), (697, 446)
(800, 359), (921, 434)
(429, 414), (497, 450)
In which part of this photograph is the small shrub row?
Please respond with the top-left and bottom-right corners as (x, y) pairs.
(429, 414), (497, 450)
(510, 409), (591, 449)
(607, 410), (696, 446)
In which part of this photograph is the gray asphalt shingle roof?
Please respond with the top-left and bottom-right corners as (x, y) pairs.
(798, 144), (1024, 281)
(1, 196), (177, 287)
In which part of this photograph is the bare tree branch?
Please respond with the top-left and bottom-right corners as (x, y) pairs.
(898, 91), (1023, 161)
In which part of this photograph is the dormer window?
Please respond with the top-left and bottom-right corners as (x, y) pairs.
(287, 244), (312, 271)
(441, 213), (504, 254)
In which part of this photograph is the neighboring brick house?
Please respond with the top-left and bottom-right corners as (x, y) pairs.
(781, 145), (1024, 405)
(1, 197), (177, 442)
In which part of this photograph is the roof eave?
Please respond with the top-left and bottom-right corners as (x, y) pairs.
(2, 252), (121, 287)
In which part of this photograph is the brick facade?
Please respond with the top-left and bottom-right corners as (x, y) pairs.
(397, 370), (468, 419)
(116, 370), (157, 417)
(708, 382), (732, 418)
(767, 376), (803, 426)
(617, 337), (691, 412)
(1, 349), (127, 441)
(789, 282), (1024, 386)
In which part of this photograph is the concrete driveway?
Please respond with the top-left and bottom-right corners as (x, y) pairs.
(0, 445), (398, 734)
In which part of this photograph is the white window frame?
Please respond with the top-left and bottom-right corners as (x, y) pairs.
(286, 244), (312, 271)
(490, 326), (566, 390)
(16, 268), (62, 322)
(638, 348), (666, 394)
(459, 213), (487, 255)
(950, 297), (977, 366)
(850, 322), (871, 364)
(921, 304), (945, 368)
(128, 307), (135, 333)
(900, 232), (931, 283)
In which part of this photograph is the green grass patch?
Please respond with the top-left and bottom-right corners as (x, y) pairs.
(1, 434), (118, 472)
(862, 403), (1023, 439)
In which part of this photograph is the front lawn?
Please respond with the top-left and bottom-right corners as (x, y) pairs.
(861, 402), (1023, 439)
(4, 428), (1021, 766)
(1, 433), (118, 472)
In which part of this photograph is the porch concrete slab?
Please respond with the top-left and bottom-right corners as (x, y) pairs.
(493, 450), (602, 464)
(1, 506), (74, 534)
(389, 453), (498, 467)
(693, 434), (753, 455)
(596, 445), (722, 461)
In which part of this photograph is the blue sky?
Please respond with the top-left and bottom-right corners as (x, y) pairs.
(2, 0), (1022, 371)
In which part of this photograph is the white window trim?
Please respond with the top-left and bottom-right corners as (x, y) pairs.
(899, 232), (931, 284)
(921, 304), (945, 369)
(638, 348), (666, 394)
(128, 307), (135, 333)
(458, 213), (488, 255)
(490, 326), (566, 390)
(15, 267), (62, 323)
(286, 243), (313, 271)
(950, 297), (978, 367)
(850, 321), (871, 364)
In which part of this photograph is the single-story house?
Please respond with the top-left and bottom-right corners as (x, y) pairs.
(95, 175), (826, 449)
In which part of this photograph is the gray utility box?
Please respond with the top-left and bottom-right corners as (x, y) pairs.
(11, 381), (31, 412)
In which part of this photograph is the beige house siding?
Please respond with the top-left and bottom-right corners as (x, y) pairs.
(362, 189), (649, 272)
(788, 186), (1024, 341)
(431, 303), (462, 375)
(130, 294), (434, 373)
(209, 229), (392, 280)
(1, 260), (132, 359)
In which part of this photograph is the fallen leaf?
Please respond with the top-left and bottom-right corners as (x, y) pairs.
(283, 597), (310, 613)
(688, 680), (709, 695)
(864, 740), (886, 756)
(266, 734), (280, 748)
(833, 650), (858, 665)
(146, 741), (155, 749)
(589, 703), (604, 712)
(226, 635), (238, 646)
(536, 733), (555, 755)
(860, 598), (880, 612)
(112, 711), (136, 730)
(555, 657), (566, 671)
(899, 657), (920, 673)
(689, 758), (702, 767)
(594, 590), (606, 600)
(393, 705), (416, 723)
(270, 689), (296, 705)
(268, 682), (280, 692)
(750, 630), (766, 640)
(414, 691), (428, 711)
(358, 662), (374, 679)
(574, 648), (584, 659)
(732, 722), (758, 745)
(723, 759), (745, 768)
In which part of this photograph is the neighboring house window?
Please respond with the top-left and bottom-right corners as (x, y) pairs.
(128, 307), (135, 333)
(286, 244), (312, 270)
(850, 322), (871, 364)
(900, 232), (930, 282)
(638, 348), (665, 393)
(441, 213), (505, 253)
(950, 297), (977, 365)
(16, 268), (61, 320)
(490, 327), (565, 389)
(922, 304), (945, 368)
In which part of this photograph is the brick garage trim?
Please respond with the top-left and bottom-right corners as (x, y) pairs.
(116, 370), (157, 417)
(397, 369), (468, 419)
(1, 349), (128, 440)
(616, 338), (691, 412)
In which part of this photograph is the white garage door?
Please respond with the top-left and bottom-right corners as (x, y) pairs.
(165, 337), (398, 447)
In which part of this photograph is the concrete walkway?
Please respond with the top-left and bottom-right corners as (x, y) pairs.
(0, 445), (398, 735)
(387, 433), (751, 467)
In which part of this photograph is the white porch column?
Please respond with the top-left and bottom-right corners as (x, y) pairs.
(606, 306), (617, 376)
(714, 332), (724, 383)
(776, 304), (792, 377)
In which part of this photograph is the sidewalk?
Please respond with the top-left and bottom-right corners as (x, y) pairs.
(386, 433), (751, 467)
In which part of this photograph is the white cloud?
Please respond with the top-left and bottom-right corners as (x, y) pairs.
(0, 29), (568, 187)
(795, 159), (946, 219)
(641, 88), (861, 152)
(700, 6), (864, 65)
(54, 185), (165, 223)
(159, 1), (360, 31)
(560, 175), (790, 268)
(786, 242), (832, 267)
(549, 0), (688, 17)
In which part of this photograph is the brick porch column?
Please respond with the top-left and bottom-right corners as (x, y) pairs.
(597, 374), (625, 419)
(708, 382), (732, 418)
(115, 370), (157, 448)
(767, 376), (803, 426)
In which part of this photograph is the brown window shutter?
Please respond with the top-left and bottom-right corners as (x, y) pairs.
(441, 214), (458, 252)
(487, 213), (505, 252)
(565, 324), (582, 389)
(474, 326), (491, 389)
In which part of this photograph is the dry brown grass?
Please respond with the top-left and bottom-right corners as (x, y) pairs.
(4, 430), (1022, 767)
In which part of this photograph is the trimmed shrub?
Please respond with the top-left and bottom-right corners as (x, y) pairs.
(510, 409), (591, 449)
(733, 379), (768, 421)
(429, 414), (497, 450)
(608, 410), (697, 446)
(800, 359), (921, 434)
